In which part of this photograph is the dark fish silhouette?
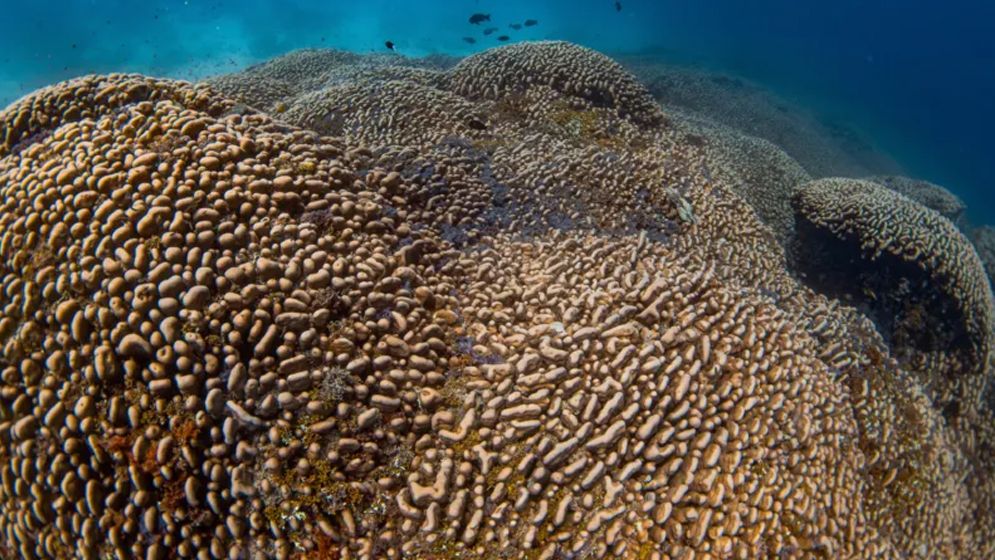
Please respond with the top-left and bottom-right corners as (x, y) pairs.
(462, 37), (477, 44)
(497, 35), (510, 42)
(615, 1), (622, 12)
(385, 40), (396, 51)
(509, 23), (522, 30)
(469, 13), (490, 25)
(483, 27), (498, 35)
(524, 19), (538, 26)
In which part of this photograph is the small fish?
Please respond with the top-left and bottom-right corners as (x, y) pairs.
(497, 35), (510, 42)
(615, 1), (622, 12)
(385, 40), (395, 51)
(524, 19), (538, 26)
(483, 27), (498, 35)
(462, 37), (477, 44)
(469, 13), (490, 25)
(509, 23), (522, 30)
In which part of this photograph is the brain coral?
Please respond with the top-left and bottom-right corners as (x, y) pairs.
(206, 49), (448, 116)
(665, 108), (812, 246)
(204, 49), (363, 112)
(971, 225), (995, 284)
(444, 41), (666, 126)
(867, 175), (967, 225)
(792, 178), (994, 410)
(390, 232), (892, 559)
(0, 42), (993, 560)
(1, 73), (232, 155)
(281, 79), (487, 146)
(0, 73), (463, 559)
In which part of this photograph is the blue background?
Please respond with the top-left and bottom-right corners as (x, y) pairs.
(1, 0), (992, 223)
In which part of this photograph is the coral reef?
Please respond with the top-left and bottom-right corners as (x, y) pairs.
(792, 178), (994, 411)
(621, 57), (902, 179)
(0, 43), (992, 560)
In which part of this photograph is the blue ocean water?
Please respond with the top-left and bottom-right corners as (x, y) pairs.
(2, 0), (993, 222)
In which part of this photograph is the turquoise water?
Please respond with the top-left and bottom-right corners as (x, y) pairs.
(2, 1), (993, 223)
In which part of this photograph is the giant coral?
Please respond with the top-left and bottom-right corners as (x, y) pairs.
(0, 44), (992, 560)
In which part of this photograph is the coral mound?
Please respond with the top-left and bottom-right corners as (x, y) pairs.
(206, 48), (449, 115)
(1, 73), (232, 156)
(793, 178), (994, 409)
(0, 73), (456, 559)
(867, 175), (967, 225)
(0, 42), (993, 560)
(667, 109), (812, 245)
(445, 41), (666, 127)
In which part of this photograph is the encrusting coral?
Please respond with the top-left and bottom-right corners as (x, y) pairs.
(0, 42), (993, 560)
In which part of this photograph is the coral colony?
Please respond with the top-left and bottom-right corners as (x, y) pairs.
(0, 41), (993, 559)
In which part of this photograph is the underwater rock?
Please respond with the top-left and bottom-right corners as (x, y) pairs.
(0, 42), (992, 560)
